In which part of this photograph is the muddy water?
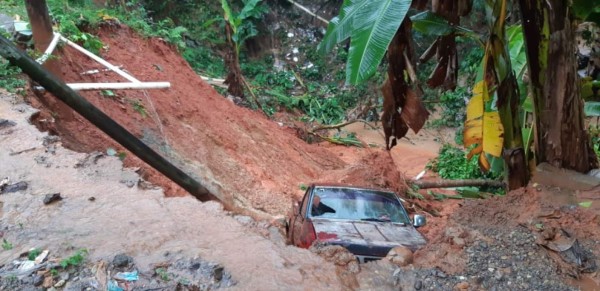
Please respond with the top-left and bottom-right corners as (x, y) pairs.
(0, 94), (343, 290)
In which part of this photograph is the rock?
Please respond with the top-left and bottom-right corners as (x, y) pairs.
(0, 181), (28, 194)
(435, 269), (447, 278)
(414, 280), (422, 290)
(54, 279), (66, 287)
(43, 276), (54, 288)
(213, 265), (224, 282)
(88, 196), (96, 202)
(494, 271), (503, 281)
(385, 246), (413, 267)
(33, 274), (44, 286)
(0, 119), (16, 129)
(454, 282), (469, 290)
(112, 253), (133, 268)
(60, 272), (70, 281)
(43, 193), (62, 205)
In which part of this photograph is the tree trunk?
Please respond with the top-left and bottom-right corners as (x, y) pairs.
(224, 22), (245, 98)
(25, 0), (74, 122)
(518, 0), (598, 172)
(489, 0), (529, 189)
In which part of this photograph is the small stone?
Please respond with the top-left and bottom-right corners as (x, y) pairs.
(43, 276), (54, 288)
(213, 265), (224, 282)
(488, 267), (495, 272)
(54, 279), (66, 287)
(454, 282), (469, 290)
(436, 270), (447, 278)
(43, 193), (62, 205)
(500, 256), (508, 260)
(385, 246), (413, 267)
(112, 253), (133, 268)
(494, 272), (503, 281)
(0, 119), (16, 129)
(33, 274), (44, 286)
(60, 272), (70, 281)
(1, 181), (28, 194)
(414, 280), (422, 290)
(88, 196), (96, 201)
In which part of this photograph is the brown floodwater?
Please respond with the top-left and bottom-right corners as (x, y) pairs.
(0, 93), (343, 290)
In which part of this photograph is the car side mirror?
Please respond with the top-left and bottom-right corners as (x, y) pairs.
(413, 214), (426, 228)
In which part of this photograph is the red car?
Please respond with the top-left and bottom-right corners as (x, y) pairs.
(286, 184), (427, 262)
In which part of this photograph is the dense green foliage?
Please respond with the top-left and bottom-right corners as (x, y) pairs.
(427, 145), (484, 180)
(0, 60), (26, 94)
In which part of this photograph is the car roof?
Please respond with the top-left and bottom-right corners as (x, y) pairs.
(309, 183), (396, 195)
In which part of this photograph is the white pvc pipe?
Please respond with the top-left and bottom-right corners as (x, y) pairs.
(35, 82), (170, 91)
(59, 35), (141, 83)
(36, 32), (61, 64)
(200, 76), (225, 83)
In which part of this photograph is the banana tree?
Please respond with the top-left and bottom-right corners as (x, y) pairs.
(221, 0), (265, 98)
(464, 0), (528, 189)
(518, 0), (598, 172)
(318, 0), (430, 149)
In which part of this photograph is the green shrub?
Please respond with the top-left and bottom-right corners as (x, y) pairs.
(427, 144), (500, 180)
(0, 60), (26, 94)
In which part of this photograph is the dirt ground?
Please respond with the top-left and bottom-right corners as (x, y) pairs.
(3, 23), (600, 290)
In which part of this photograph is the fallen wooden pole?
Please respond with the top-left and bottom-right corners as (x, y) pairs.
(0, 35), (215, 202)
(412, 179), (505, 189)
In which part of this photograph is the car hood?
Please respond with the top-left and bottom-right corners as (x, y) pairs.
(312, 218), (427, 255)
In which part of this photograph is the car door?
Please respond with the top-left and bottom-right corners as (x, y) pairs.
(291, 187), (312, 246)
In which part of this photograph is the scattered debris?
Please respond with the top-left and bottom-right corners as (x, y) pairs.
(112, 253), (132, 268)
(74, 152), (105, 168)
(0, 181), (28, 194)
(0, 119), (16, 129)
(43, 193), (62, 205)
(9, 147), (37, 156)
(114, 270), (138, 282)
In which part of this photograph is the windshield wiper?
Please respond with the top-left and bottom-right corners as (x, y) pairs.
(361, 217), (392, 222)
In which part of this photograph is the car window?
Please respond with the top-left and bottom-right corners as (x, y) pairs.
(299, 187), (311, 217)
(309, 187), (410, 224)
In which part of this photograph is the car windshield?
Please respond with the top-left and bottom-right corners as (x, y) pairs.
(309, 187), (410, 224)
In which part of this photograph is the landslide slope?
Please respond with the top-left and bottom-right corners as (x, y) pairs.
(30, 23), (404, 217)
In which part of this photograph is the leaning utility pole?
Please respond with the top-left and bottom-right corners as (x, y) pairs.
(25, 0), (60, 76)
